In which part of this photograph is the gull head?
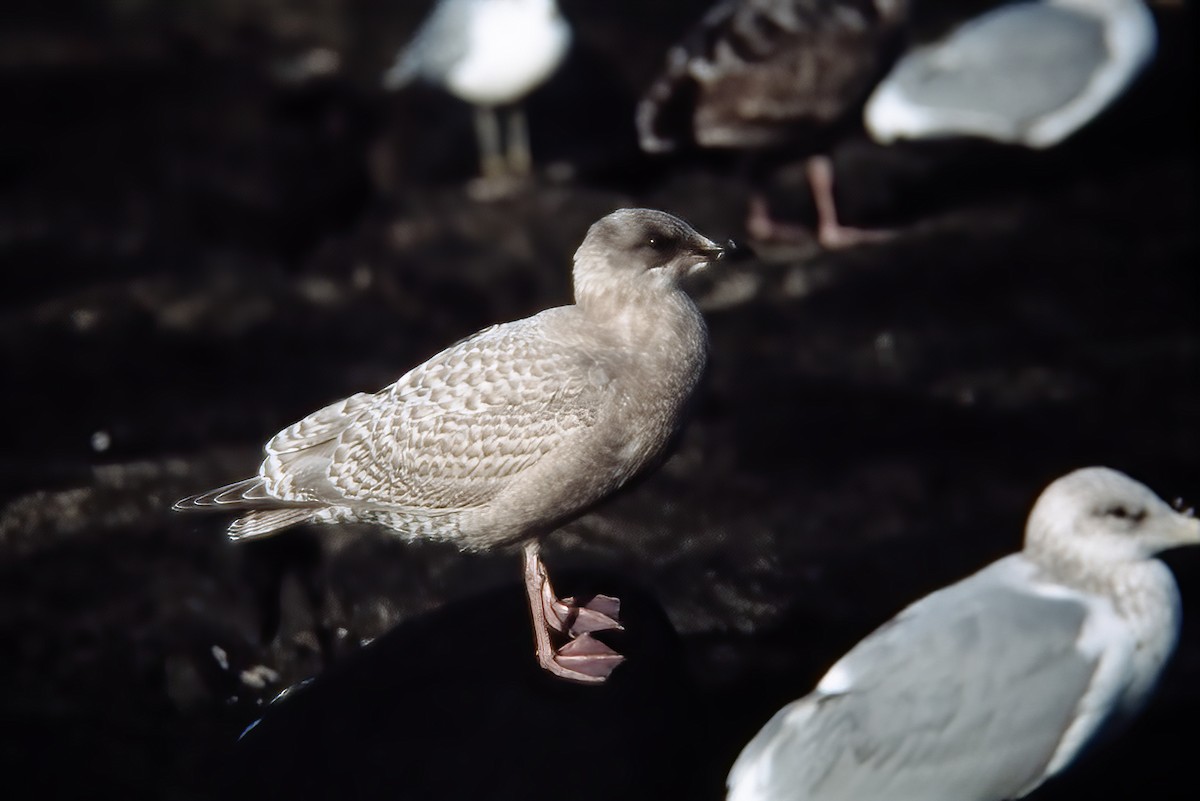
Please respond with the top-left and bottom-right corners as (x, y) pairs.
(1025, 467), (1200, 563)
(573, 208), (726, 305)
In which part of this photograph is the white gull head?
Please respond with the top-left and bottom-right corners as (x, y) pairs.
(1025, 466), (1200, 565)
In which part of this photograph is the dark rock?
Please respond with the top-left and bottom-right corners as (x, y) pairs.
(224, 577), (700, 801)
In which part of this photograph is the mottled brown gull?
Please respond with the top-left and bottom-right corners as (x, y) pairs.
(727, 467), (1199, 801)
(636, 0), (909, 248)
(175, 208), (726, 684)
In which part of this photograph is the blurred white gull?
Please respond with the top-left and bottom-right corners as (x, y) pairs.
(865, 0), (1157, 148)
(728, 467), (1199, 801)
(383, 0), (571, 189)
(636, 0), (910, 248)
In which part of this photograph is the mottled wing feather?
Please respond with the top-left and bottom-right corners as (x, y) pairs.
(267, 392), (377, 454)
(705, 0), (889, 119)
(639, 0), (898, 150)
(258, 392), (379, 502)
(730, 557), (1104, 801)
(260, 311), (604, 513)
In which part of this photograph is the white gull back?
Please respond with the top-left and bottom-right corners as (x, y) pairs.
(864, 0), (1157, 148)
(727, 467), (1199, 801)
(383, 0), (571, 106)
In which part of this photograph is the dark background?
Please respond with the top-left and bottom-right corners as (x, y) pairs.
(1, 1), (1196, 799)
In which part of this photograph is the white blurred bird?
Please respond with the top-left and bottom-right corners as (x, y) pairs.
(865, 0), (1157, 149)
(383, 0), (572, 191)
(728, 467), (1198, 801)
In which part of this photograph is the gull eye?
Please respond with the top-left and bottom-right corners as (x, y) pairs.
(1104, 505), (1146, 522)
(647, 235), (674, 251)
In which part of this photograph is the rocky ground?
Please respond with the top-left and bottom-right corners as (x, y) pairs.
(1, 1), (1197, 799)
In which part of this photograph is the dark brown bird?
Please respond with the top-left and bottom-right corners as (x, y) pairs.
(637, 0), (909, 248)
(175, 208), (726, 685)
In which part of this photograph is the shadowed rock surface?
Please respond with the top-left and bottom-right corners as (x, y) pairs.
(1, 1), (1197, 799)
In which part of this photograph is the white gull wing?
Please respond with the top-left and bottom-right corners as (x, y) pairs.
(382, 0), (478, 90)
(727, 555), (1137, 801)
(257, 307), (609, 512)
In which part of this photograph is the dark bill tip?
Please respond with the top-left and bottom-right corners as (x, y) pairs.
(696, 239), (732, 261)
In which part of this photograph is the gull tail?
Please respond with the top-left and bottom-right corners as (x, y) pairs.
(228, 509), (318, 541)
(173, 477), (320, 541)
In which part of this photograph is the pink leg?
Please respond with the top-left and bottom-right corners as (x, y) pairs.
(745, 194), (813, 243)
(805, 155), (894, 250)
(522, 540), (625, 684)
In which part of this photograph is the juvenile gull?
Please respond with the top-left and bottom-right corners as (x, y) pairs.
(727, 467), (1199, 801)
(383, 0), (571, 189)
(636, 0), (909, 248)
(175, 209), (726, 685)
(865, 0), (1157, 148)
